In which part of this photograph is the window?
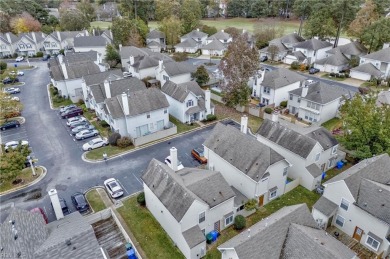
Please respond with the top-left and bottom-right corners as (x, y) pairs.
(164, 109), (167, 114)
(289, 94), (293, 100)
(340, 198), (349, 211)
(315, 153), (320, 161)
(157, 120), (164, 130)
(146, 113), (151, 119)
(332, 145), (338, 154)
(335, 215), (345, 227)
(236, 205), (245, 212)
(163, 75), (169, 81)
(199, 212), (205, 223)
(269, 189), (277, 199)
(263, 87), (270, 94)
(26, 44), (32, 48)
(201, 229), (205, 236)
(187, 99), (194, 107)
(298, 97), (301, 103)
(306, 101), (320, 110)
(51, 42), (57, 47)
(366, 235), (380, 250)
(283, 167), (288, 176)
(225, 214), (233, 226)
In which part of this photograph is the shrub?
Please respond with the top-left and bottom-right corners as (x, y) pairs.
(358, 87), (370, 95)
(299, 63), (306, 71)
(234, 215), (246, 230)
(329, 72), (335, 77)
(100, 120), (110, 128)
(53, 95), (64, 103)
(77, 99), (85, 105)
(244, 199), (257, 211)
(117, 136), (132, 148)
(264, 107), (273, 114)
(4, 111), (21, 119)
(172, 52), (188, 62)
(290, 61), (299, 70)
(108, 132), (121, 146)
(137, 192), (146, 206)
(206, 114), (217, 121)
(52, 87), (59, 96)
(59, 49), (65, 55)
(12, 53), (18, 58)
(0, 61), (7, 71)
(339, 74), (345, 78)
(280, 101), (287, 108)
(36, 52), (44, 57)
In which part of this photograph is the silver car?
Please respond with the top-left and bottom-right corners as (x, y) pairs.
(60, 104), (77, 113)
(75, 129), (99, 140)
(66, 116), (87, 126)
(71, 124), (95, 135)
(69, 120), (89, 129)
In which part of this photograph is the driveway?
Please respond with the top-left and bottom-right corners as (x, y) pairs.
(0, 61), (218, 223)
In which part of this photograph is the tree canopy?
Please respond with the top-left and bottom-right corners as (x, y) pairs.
(348, 0), (380, 39)
(60, 9), (90, 31)
(180, 0), (202, 34)
(77, 0), (96, 22)
(10, 12), (42, 34)
(360, 17), (390, 52)
(192, 65), (210, 86)
(158, 16), (182, 46)
(105, 44), (121, 68)
(112, 17), (148, 47)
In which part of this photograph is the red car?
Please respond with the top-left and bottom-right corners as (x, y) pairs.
(61, 108), (83, 119)
(30, 207), (48, 224)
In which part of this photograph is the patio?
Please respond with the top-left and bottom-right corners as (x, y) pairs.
(326, 226), (377, 258)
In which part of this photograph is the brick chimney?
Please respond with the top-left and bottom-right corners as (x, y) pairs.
(48, 189), (64, 220)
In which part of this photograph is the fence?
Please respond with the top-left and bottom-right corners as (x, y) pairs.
(284, 178), (300, 193)
(132, 122), (177, 146)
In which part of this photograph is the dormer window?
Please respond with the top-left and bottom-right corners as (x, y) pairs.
(187, 99), (193, 107)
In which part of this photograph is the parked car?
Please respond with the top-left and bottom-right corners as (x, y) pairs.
(61, 108), (83, 119)
(69, 120), (90, 129)
(30, 208), (48, 224)
(51, 197), (71, 215)
(75, 129), (99, 140)
(260, 56), (268, 62)
(164, 156), (184, 170)
(71, 192), (90, 213)
(82, 137), (108, 151)
(60, 104), (78, 114)
(123, 72), (132, 78)
(2, 77), (20, 84)
(4, 140), (29, 151)
(15, 56), (24, 62)
(191, 147), (207, 164)
(1, 120), (20, 131)
(9, 71), (24, 76)
(309, 68), (320, 74)
(104, 178), (124, 198)
(3, 87), (20, 94)
(66, 116), (87, 126)
(71, 124), (95, 135)
(42, 54), (50, 61)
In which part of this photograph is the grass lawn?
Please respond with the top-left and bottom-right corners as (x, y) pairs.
(0, 167), (43, 193)
(118, 196), (185, 259)
(321, 118), (342, 131)
(90, 21), (112, 29)
(169, 115), (199, 133)
(49, 86), (73, 108)
(91, 121), (111, 138)
(86, 189), (106, 212)
(85, 145), (135, 160)
(321, 74), (347, 81)
(205, 186), (320, 258)
(322, 162), (353, 182)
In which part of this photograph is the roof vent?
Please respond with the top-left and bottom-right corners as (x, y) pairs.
(219, 191), (222, 195)
(72, 246), (76, 250)
(379, 189), (382, 192)
(66, 239), (71, 246)
(321, 242), (325, 245)
(363, 202), (367, 207)
(213, 198), (216, 201)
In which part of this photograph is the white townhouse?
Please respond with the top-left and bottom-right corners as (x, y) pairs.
(218, 204), (357, 259)
(0, 33), (19, 58)
(203, 122), (290, 208)
(201, 40), (226, 56)
(119, 46), (150, 69)
(14, 32), (47, 57)
(206, 30), (232, 46)
(156, 60), (196, 86)
(146, 29), (166, 52)
(142, 158), (236, 259)
(292, 38), (333, 64)
(43, 30), (89, 55)
(312, 154), (390, 258)
(88, 77), (146, 120)
(288, 81), (352, 124)
(350, 45), (390, 81)
(161, 81), (214, 123)
(325, 41), (367, 60)
(252, 68), (306, 106)
(92, 29), (113, 44)
(257, 118), (345, 190)
(81, 69), (123, 108)
(73, 36), (109, 59)
(175, 29), (208, 53)
(49, 53), (103, 102)
(104, 88), (173, 142)
(260, 33), (305, 62)
(128, 54), (173, 80)
(314, 50), (350, 73)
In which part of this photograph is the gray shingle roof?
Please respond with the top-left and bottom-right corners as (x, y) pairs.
(313, 196), (339, 217)
(362, 47), (390, 62)
(306, 163), (323, 177)
(218, 204), (320, 259)
(83, 69), (123, 86)
(265, 39), (289, 52)
(376, 90), (390, 106)
(147, 41), (165, 48)
(105, 88), (168, 119)
(201, 39), (225, 51)
(306, 127), (338, 150)
(279, 33), (305, 45)
(207, 30), (231, 41)
(162, 61), (196, 77)
(261, 68), (305, 89)
(74, 36), (107, 47)
(294, 38), (332, 51)
(204, 123), (285, 182)
(162, 80), (204, 102)
(49, 55), (101, 81)
(182, 225), (205, 248)
(282, 223), (356, 259)
(175, 38), (198, 48)
(326, 41), (367, 56)
(231, 186), (249, 206)
(289, 51), (306, 61)
(90, 77), (146, 103)
(132, 55), (159, 70)
(147, 30), (165, 39)
(257, 119), (317, 159)
(119, 46), (149, 59)
(315, 51), (349, 66)
(289, 81), (351, 104)
(141, 159), (235, 221)
(351, 63), (384, 77)
(181, 29), (208, 40)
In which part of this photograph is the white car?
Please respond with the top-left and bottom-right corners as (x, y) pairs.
(164, 156), (184, 170)
(104, 178), (124, 198)
(82, 137), (108, 151)
(9, 71), (24, 76)
(123, 72), (132, 78)
(15, 56), (24, 62)
(4, 140), (29, 151)
(75, 129), (99, 140)
(66, 116), (87, 126)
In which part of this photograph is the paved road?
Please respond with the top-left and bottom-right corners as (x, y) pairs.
(0, 62), (218, 223)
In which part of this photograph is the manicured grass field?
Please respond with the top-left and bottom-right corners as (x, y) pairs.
(321, 117), (342, 131)
(90, 21), (112, 29)
(85, 144), (135, 160)
(86, 189), (106, 212)
(169, 115), (199, 133)
(0, 167), (43, 193)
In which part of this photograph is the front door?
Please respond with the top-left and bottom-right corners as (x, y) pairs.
(214, 220), (220, 232)
(258, 195), (264, 206)
(353, 226), (363, 241)
(327, 216), (333, 228)
(321, 163), (326, 172)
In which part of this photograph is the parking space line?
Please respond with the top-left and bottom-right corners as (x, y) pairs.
(117, 179), (129, 195)
(132, 172), (143, 186)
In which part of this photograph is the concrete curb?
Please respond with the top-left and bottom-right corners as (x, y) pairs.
(47, 84), (55, 110)
(81, 120), (221, 163)
(0, 166), (47, 197)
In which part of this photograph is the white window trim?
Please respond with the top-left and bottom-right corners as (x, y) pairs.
(199, 211), (205, 223)
(332, 145), (338, 154)
(269, 190), (277, 200)
(283, 167), (288, 176)
(340, 198), (349, 211)
(335, 214), (345, 227)
(315, 153), (321, 162)
(366, 235), (380, 251)
(225, 214), (233, 226)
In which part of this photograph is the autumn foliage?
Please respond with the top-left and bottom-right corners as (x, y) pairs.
(10, 12), (41, 34)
